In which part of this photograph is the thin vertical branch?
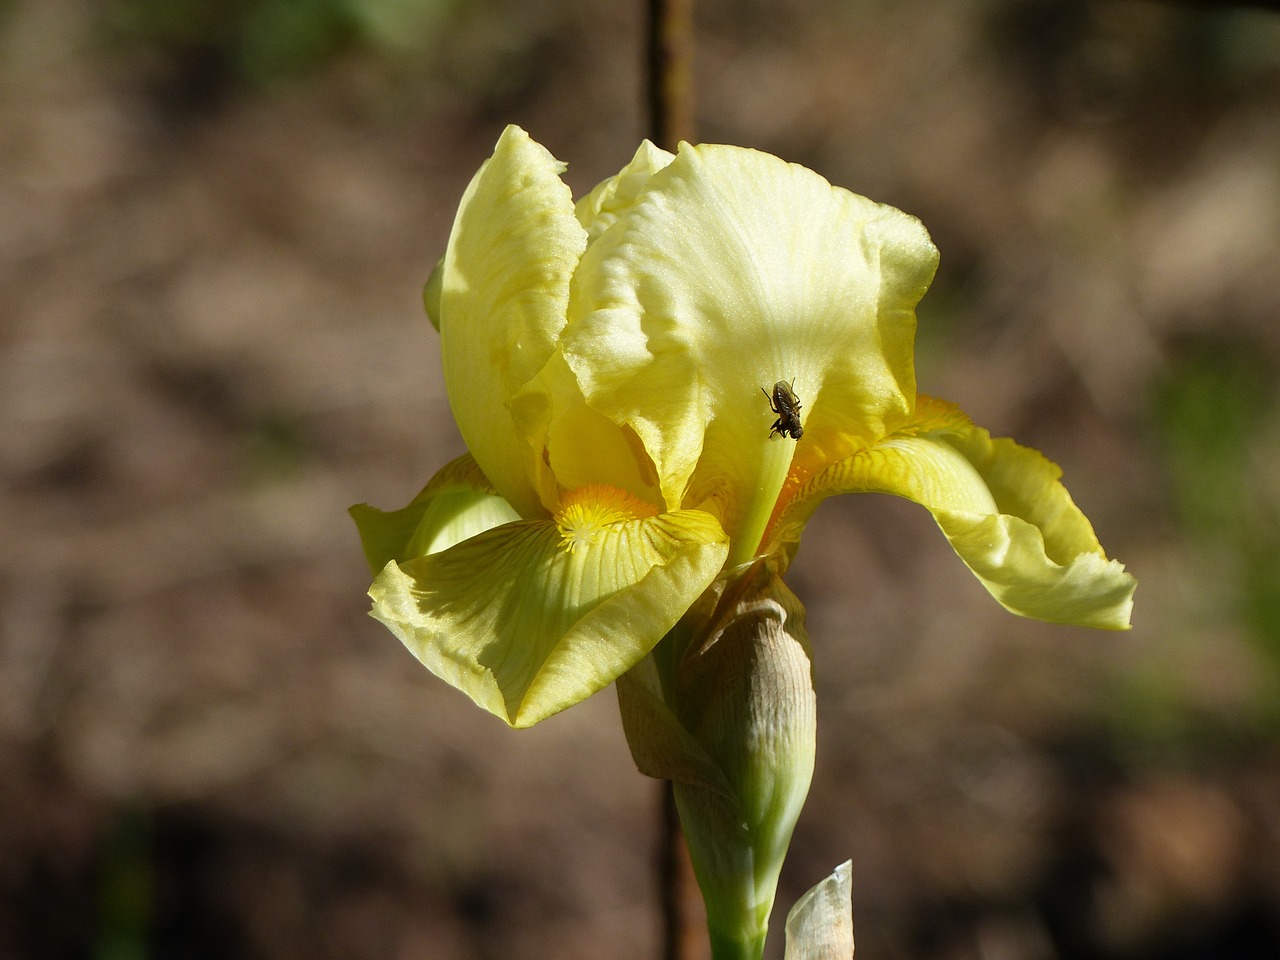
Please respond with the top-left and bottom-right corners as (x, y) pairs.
(646, 0), (696, 149)
(658, 784), (681, 960)
(647, 2), (698, 956)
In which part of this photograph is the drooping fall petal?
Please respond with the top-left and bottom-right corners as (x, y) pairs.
(371, 500), (728, 727)
(350, 454), (519, 572)
(770, 396), (1135, 629)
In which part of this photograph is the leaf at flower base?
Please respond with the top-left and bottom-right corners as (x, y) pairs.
(784, 861), (854, 960)
(349, 454), (519, 573)
(563, 142), (937, 557)
(438, 124), (588, 517)
(368, 507), (729, 728)
(772, 396), (1135, 629)
(671, 565), (817, 955)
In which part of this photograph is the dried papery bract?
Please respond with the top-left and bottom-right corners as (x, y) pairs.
(784, 861), (854, 960)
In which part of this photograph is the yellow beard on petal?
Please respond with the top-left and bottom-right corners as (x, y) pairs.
(555, 484), (660, 554)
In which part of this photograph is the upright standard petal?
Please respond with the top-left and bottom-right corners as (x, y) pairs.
(369, 501), (729, 727)
(438, 125), (588, 517)
(574, 139), (676, 244)
(562, 143), (937, 561)
(511, 350), (666, 511)
(770, 397), (1135, 629)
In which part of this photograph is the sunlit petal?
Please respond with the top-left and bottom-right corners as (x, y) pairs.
(575, 139), (676, 244)
(772, 397), (1135, 628)
(563, 142), (937, 560)
(511, 350), (665, 511)
(369, 502), (729, 727)
(439, 124), (588, 516)
(349, 454), (519, 573)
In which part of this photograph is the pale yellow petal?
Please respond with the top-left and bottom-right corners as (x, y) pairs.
(772, 397), (1135, 629)
(574, 139), (676, 244)
(438, 124), (587, 517)
(368, 508), (729, 727)
(510, 349), (665, 511)
(562, 142), (937, 560)
(349, 454), (519, 573)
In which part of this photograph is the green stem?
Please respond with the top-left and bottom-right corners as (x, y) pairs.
(708, 928), (767, 960)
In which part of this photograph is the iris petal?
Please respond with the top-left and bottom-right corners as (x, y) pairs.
(771, 397), (1135, 629)
(439, 124), (588, 517)
(563, 142), (937, 558)
(511, 350), (665, 512)
(368, 507), (730, 727)
(575, 139), (676, 243)
(349, 454), (519, 572)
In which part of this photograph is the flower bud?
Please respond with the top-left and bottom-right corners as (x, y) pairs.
(619, 559), (816, 959)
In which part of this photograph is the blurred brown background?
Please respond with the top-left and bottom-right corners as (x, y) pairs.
(3, 0), (1280, 957)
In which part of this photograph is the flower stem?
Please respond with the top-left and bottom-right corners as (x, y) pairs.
(708, 929), (767, 960)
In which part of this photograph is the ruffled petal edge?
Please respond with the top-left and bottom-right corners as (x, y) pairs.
(769, 396), (1135, 629)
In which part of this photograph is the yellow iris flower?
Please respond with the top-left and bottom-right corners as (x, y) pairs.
(351, 125), (1135, 729)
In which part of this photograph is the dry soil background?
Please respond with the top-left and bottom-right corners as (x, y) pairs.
(3, 1), (1280, 958)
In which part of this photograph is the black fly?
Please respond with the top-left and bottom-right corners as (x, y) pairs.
(763, 380), (804, 440)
